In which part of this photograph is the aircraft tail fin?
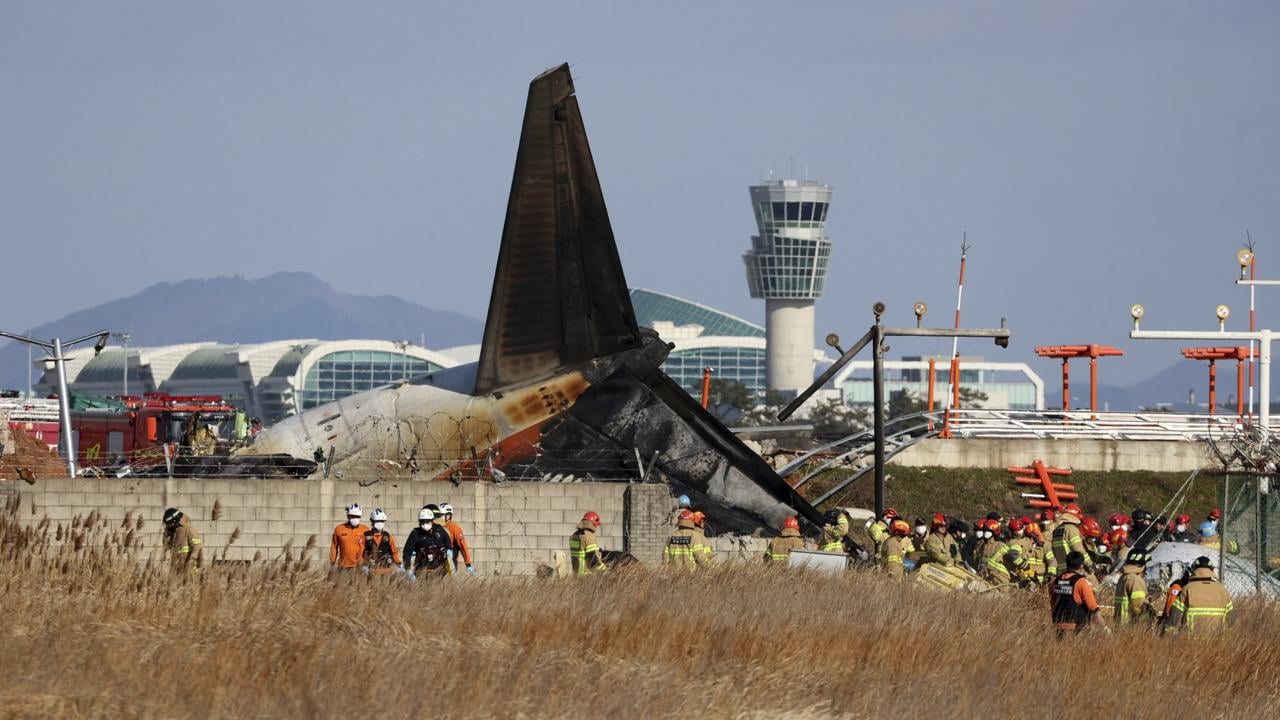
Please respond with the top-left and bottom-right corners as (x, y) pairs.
(474, 63), (639, 395)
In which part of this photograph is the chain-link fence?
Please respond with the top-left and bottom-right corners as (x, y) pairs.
(1220, 473), (1280, 596)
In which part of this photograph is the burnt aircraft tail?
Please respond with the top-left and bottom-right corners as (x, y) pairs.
(475, 63), (640, 396)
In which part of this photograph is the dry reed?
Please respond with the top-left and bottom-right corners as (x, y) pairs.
(0, 509), (1275, 719)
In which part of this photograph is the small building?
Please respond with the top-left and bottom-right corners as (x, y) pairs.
(834, 355), (1045, 411)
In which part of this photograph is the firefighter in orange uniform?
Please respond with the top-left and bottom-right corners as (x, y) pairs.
(330, 503), (368, 571)
(362, 508), (401, 576)
(439, 503), (475, 575)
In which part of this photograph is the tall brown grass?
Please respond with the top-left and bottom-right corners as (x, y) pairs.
(0, 502), (1276, 719)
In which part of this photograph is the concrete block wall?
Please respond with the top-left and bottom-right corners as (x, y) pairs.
(894, 437), (1212, 473)
(624, 483), (676, 564)
(12, 478), (630, 576)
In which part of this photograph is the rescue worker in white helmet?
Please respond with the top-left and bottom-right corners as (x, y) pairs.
(362, 508), (401, 576)
(330, 503), (368, 571)
(403, 505), (454, 577)
(438, 502), (475, 575)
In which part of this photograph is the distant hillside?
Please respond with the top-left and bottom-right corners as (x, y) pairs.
(1097, 359), (1247, 412)
(0, 272), (483, 389)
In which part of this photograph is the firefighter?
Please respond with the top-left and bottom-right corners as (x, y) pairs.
(1129, 508), (1159, 549)
(909, 516), (929, 559)
(1037, 510), (1059, 577)
(669, 494), (692, 528)
(1006, 518), (1042, 584)
(1080, 516), (1111, 572)
(1198, 521), (1240, 555)
(868, 507), (898, 557)
(570, 511), (608, 575)
(1168, 514), (1196, 542)
(1052, 504), (1092, 574)
(330, 503), (368, 571)
(1114, 549), (1153, 626)
(923, 513), (957, 567)
(362, 508), (401, 576)
(949, 519), (975, 570)
(438, 503), (475, 575)
(880, 519), (913, 577)
(820, 509), (848, 552)
(403, 506), (454, 577)
(1106, 514), (1130, 550)
(664, 509), (712, 571)
(980, 520), (1026, 585)
(162, 507), (203, 571)
(1206, 508), (1223, 533)
(1165, 556), (1233, 633)
(690, 511), (714, 566)
(765, 516), (805, 564)
(1049, 551), (1104, 637)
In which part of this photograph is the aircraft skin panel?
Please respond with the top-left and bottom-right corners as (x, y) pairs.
(474, 63), (638, 396)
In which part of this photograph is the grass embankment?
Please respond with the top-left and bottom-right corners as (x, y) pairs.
(2, 500), (1277, 719)
(806, 465), (1220, 521)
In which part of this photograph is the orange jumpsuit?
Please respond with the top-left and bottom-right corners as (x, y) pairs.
(330, 522), (369, 568)
(444, 520), (473, 568)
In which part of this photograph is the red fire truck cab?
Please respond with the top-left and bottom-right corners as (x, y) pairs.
(74, 392), (242, 469)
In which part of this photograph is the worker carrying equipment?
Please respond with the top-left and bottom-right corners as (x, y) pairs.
(330, 503), (369, 570)
(665, 509), (713, 571)
(362, 508), (401, 575)
(765, 516), (805, 564)
(1049, 551), (1103, 637)
(1114, 550), (1152, 625)
(438, 502), (474, 575)
(820, 509), (849, 552)
(162, 507), (204, 571)
(569, 511), (608, 575)
(403, 506), (454, 577)
(1165, 556), (1233, 633)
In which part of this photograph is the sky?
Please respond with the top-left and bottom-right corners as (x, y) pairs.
(2, 2), (1279, 385)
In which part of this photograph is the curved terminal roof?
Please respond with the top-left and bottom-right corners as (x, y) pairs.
(630, 288), (764, 338)
(168, 346), (242, 381)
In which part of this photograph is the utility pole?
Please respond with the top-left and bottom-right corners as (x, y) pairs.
(0, 329), (110, 477)
(779, 302), (1011, 516)
(112, 332), (132, 396)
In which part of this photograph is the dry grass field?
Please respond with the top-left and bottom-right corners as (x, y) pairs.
(1, 503), (1277, 720)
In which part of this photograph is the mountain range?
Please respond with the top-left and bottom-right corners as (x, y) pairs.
(0, 272), (483, 390)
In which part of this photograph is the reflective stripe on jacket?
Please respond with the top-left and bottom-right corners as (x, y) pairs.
(1167, 568), (1233, 632)
(569, 524), (607, 575)
(1115, 565), (1150, 625)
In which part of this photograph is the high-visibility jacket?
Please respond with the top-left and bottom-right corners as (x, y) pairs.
(765, 528), (805, 563)
(869, 520), (889, 555)
(443, 520), (473, 567)
(984, 542), (1027, 583)
(664, 518), (713, 571)
(820, 514), (849, 552)
(880, 535), (913, 577)
(1167, 568), (1233, 632)
(165, 517), (204, 570)
(569, 523), (607, 575)
(1051, 516), (1091, 571)
(330, 522), (369, 568)
(1050, 570), (1099, 634)
(1007, 535), (1042, 582)
(1114, 564), (1151, 625)
(922, 532), (957, 567)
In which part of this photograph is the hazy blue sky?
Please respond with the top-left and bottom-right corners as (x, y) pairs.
(3, 2), (1278, 385)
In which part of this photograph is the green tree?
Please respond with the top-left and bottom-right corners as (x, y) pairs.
(706, 379), (756, 423)
(807, 398), (872, 437)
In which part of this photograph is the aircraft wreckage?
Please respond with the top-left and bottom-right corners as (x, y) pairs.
(244, 63), (820, 534)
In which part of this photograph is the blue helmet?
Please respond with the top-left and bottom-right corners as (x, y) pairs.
(677, 494), (691, 508)
(1199, 520), (1218, 538)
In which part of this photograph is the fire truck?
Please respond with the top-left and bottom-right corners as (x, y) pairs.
(71, 393), (244, 470)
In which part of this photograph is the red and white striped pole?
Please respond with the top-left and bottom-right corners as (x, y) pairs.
(941, 236), (969, 438)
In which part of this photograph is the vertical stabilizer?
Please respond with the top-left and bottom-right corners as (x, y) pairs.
(474, 63), (639, 395)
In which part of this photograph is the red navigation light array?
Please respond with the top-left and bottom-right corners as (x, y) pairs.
(1180, 346), (1257, 416)
(1034, 344), (1124, 417)
(1009, 459), (1078, 510)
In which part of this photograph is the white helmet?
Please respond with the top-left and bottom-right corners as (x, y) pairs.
(418, 507), (434, 522)
(370, 508), (388, 523)
(345, 503), (363, 518)
(439, 503), (454, 517)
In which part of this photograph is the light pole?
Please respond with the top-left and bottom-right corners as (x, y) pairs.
(0, 328), (110, 477)
(778, 302), (1011, 516)
(1128, 304), (1273, 442)
(112, 332), (132, 396)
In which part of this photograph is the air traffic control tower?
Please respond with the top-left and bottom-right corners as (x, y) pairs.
(743, 179), (833, 396)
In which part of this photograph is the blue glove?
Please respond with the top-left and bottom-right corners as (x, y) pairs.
(903, 559), (917, 573)
(465, 565), (475, 575)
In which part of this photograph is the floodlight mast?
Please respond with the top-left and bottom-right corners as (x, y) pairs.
(1128, 306), (1272, 442)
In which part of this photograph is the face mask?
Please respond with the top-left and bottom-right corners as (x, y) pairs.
(1177, 524), (1187, 532)
(348, 517), (360, 527)
(1040, 521), (1050, 529)
(373, 522), (385, 531)
(1123, 524), (1130, 532)
(915, 525), (927, 535)
(1015, 529), (1025, 537)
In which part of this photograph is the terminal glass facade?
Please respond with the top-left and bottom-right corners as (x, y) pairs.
(664, 346), (768, 398)
(299, 351), (443, 410)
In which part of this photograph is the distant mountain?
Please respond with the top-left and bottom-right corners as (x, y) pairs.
(1098, 359), (1250, 412)
(0, 272), (483, 390)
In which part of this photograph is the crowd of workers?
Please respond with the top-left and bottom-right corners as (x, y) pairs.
(158, 492), (1236, 634)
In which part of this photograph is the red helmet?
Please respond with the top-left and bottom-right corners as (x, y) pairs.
(783, 516), (800, 531)
(1176, 513), (1191, 525)
(677, 509), (694, 522)
(1209, 508), (1223, 520)
(931, 512), (947, 528)
(986, 520), (1003, 536)
(1020, 515), (1033, 526)
(691, 511), (706, 527)
(1064, 503), (1083, 518)
(1108, 513), (1125, 528)
(1038, 510), (1055, 523)
(1080, 517), (1102, 539)
(890, 519), (911, 536)
(1008, 518), (1025, 533)
(583, 511), (602, 527)
(883, 507), (899, 520)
